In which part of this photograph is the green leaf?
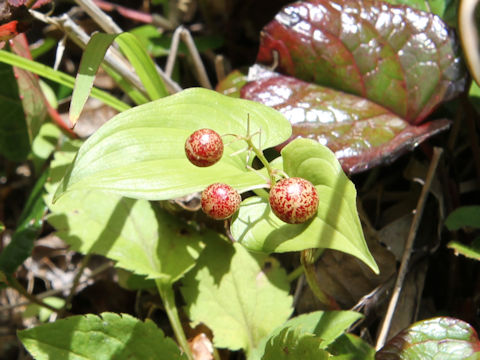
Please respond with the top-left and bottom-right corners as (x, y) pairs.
(115, 33), (168, 99)
(376, 317), (480, 359)
(216, 70), (248, 98)
(0, 49), (130, 113)
(251, 310), (363, 359)
(469, 81), (480, 114)
(445, 206), (480, 230)
(181, 240), (293, 354)
(231, 138), (378, 274)
(48, 190), (205, 283)
(23, 297), (65, 323)
(30, 122), (61, 173)
(0, 60), (30, 161)
(70, 32), (167, 126)
(55, 88), (292, 202)
(18, 312), (186, 360)
(328, 333), (375, 359)
(262, 328), (329, 360)
(0, 171), (48, 275)
(447, 238), (480, 261)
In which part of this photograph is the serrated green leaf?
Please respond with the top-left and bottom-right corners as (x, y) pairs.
(262, 328), (329, 360)
(231, 139), (378, 274)
(445, 206), (480, 230)
(18, 312), (186, 360)
(181, 240), (293, 354)
(55, 88), (292, 202)
(328, 333), (375, 359)
(251, 310), (363, 359)
(48, 189), (205, 283)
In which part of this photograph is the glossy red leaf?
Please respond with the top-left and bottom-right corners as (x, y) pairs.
(241, 67), (450, 174)
(376, 317), (480, 359)
(256, 0), (465, 124)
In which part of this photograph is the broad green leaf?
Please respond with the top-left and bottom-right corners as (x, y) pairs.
(18, 312), (186, 360)
(251, 310), (363, 359)
(242, 67), (452, 174)
(70, 32), (167, 125)
(46, 140), (205, 283)
(328, 333), (375, 359)
(376, 317), (480, 359)
(262, 328), (329, 360)
(55, 88), (292, 202)
(447, 239), (480, 261)
(48, 190), (205, 283)
(181, 240), (293, 354)
(257, 0), (465, 124)
(0, 171), (48, 275)
(44, 139), (83, 206)
(231, 139), (378, 274)
(0, 49), (129, 112)
(445, 206), (480, 230)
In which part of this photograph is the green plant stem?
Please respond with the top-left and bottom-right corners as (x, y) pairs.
(7, 275), (65, 315)
(244, 137), (276, 185)
(287, 248), (324, 282)
(300, 249), (340, 310)
(155, 280), (194, 360)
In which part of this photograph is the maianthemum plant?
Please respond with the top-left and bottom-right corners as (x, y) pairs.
(2, 0), (480, 359)
(23, 87), (378, 360)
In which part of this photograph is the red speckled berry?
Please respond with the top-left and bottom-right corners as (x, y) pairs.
(185, 128), (224, 167)
(269, 177), (319, 224)
(201, 183), (241, 220)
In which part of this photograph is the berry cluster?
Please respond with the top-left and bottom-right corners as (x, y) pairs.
(185, 128), (319, 223)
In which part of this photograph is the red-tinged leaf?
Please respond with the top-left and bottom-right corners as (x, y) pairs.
(241, 67), (450, 174)
(8, 0), (51, 7)
(10, 35), (48, 152)
(376, 317), (480, 359)
(256, 0), (465, 124)
(0, 21), (20, 41)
